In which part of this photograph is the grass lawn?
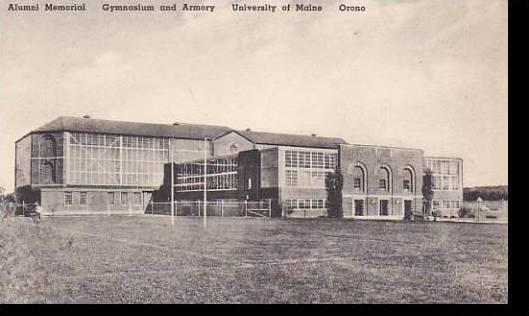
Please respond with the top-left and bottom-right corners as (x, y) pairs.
(0, 215), (507, 303)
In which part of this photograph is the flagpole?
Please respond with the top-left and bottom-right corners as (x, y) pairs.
(203, 137), (208, 228)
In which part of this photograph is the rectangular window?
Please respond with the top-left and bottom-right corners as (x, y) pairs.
(441, 161), (450, 174)
(133, 192), (141, 205)
(451, 176), (459, 190)
(79, 192), (87, 205)
(108, 192), (115, 204)
(121, 192), (128, 205)
(311, 152), (324, 169)
(299, 152), (311, 168)
(285, 150), (298, 168)
(64, 192), (72, 205)
(433, 176), (441, 190)
(449, 161), (458, 175)
(379, 179), (387, 190)
(285, 199), (297, 210)
(286, 170), (298, 187)
(403, 180), (411, 191)
(299, 199), (311, 209)
(442, 176), (450, 190)
(311, 171), (325, 187)
(353, 177), (362, 189)
(324, 153), (337, 169)
(433, 200), (439, 209)
(312, 199), (324, 209)
(443, 200), (450, 208)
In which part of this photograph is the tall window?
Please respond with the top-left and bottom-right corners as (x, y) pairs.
(108, 192), (115, 204)
(133, 192), (141, 205)
(286, 170), (298, 187)
(121, 192), (128, 205)
(64, 192), (73, 205)
(352, 164), (366, 191)
(403, 167), (414, 192)
(40, 161), (56, 184)
(379, 179), (387, 190)
(378, 166), (391, 192)
(79, 192), (87, 205)
(39, 135), (57, 158)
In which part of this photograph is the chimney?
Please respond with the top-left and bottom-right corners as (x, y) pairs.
(245, 128), (251, 131)
(173, 122), (181, 126)
(82, 115), (91, 119)
(311, 133), (317, 137)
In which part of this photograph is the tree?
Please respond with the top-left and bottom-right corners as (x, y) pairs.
(422, 169), (434, 218)
(325, 167), (343, 218)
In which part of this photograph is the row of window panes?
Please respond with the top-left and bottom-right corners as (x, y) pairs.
(285, 170), (328, 187)
(425, 159), (459, 175)
(69, 172), (163, 186)
(352, 178), (412, 192)
(175, 173), (237, 191)
(285, 151), (337, 169)
(284, 199), (326, 209)
(176, 158), (238, 177)
(121, 136), (169, 149)
(107, 192), (142, 205)
(432, 175), (460, 190)
(433, 200), (461, 209)
(64, 192), (87, 205)
(70, 133), (170, 150)
(70, 145), (169, 163)
(70, 133), (120, 147)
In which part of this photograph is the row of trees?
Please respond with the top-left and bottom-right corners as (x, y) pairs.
(463, 186), (508, 201)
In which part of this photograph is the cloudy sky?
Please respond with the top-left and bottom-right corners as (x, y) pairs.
(0, 0), (507, 191)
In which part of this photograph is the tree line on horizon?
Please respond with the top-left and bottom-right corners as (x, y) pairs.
(463, 185), (508, 201)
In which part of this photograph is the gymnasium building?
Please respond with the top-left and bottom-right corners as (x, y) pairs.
(14, 116), (463, 219)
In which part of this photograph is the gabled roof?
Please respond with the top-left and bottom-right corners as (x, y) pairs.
(32, 116), (231, 140)
(228, 130), (348, 149)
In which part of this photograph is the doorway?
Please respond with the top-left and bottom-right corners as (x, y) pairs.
(354, 199), (365, 216)
(404, 200), (413, 220)
(379, 199), (389, 216)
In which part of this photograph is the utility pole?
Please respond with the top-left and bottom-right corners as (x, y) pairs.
(203, 137), (208, 228)
(170, 138), (174, 225)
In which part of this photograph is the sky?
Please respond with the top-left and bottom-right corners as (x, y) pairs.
(0, 0), (507, 192)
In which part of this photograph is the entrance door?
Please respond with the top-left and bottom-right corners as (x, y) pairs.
(379, 200), (389, 216)
(354, 199), (364, 216)
(404, 200), (412, 219)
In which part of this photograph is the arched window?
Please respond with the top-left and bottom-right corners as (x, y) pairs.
(378, 165), (391, 192)
(352, 163), (367, 192)
(403, 167), (415, 192)
(38, 135), (57, 184)
(39, 135), (57, 158)
(40, 161), (56, 184)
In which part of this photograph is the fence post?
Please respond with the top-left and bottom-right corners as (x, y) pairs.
(175, 200), (178, 217)
(245, 200), (248, 217)
(221, 200), (224, 217)
(107, 203), (110, 216)
(128, 201), (132, 217)
(268, 199), (272, 218)
(151, 201), (154, 216)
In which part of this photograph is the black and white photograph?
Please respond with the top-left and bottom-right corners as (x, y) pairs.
(0, 0), (510, 305)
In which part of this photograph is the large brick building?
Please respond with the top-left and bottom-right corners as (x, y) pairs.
(15, 116), (463, 219)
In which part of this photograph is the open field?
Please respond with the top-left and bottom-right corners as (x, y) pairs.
(0, 215), (507, 303)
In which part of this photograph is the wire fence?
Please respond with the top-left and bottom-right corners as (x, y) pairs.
(147, 200), (273, 218)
